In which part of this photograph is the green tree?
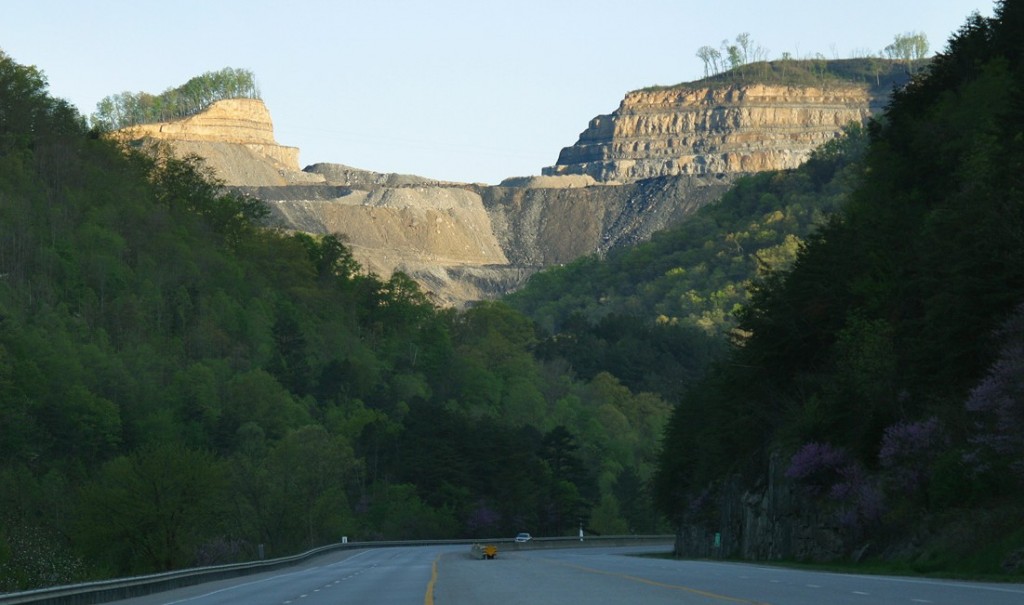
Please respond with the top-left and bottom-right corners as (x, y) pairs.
(589, 494), (629, 535)
(696, 45), (722, 77)
(723, 39), (743, 70)
(540, 426), (594, 534)
(0, 45), (720, 582)
(219, 369), (309, 446)
(0, 50), (82, 151)
(357, 483), (458, 540)
(263, 425), (357, 550)
(75, 443), (227, 574)
(884, 32), (929, 72)
(656, 3), (1024, 564)
(91, 67), (260, 130)
(0, 466), (84, 590)
(294, 232), (361, 282)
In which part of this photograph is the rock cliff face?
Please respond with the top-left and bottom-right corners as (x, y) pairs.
(675, 454), (847, 562)
(241, 174), (732, 307)
(116, 99), (321, 186)
(544, 83), (885, 183)
(118, 81), (885, 306)
(482, 175), (732, 266)
(251, 184), (509, 275)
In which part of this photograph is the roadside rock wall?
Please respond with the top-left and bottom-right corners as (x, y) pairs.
(674, 454), (846, 562)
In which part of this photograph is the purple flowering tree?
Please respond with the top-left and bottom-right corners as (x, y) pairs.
(828, 463), (885, 528)
(878, 416), (948, 499)
(785, 442), (851, 496)
(965, 304), (1024, 483)
(465, 501), (501, 537)
(787, 442), (884, 532)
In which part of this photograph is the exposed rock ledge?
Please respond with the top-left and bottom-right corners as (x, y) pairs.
(544, 83), (886, 183)
(116, 81), (888, 307)
(114, 99), (320, 187)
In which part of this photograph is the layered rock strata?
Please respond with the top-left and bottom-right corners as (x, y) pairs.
(118, 82), (887, 306)
(544, 83), (885, 183)
(114, 99), (320, 186)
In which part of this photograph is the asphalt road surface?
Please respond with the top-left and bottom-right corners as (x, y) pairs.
(439, 546), (1024, 604)
(111, 546), (451, 605)
(108, 544), (1024, 605)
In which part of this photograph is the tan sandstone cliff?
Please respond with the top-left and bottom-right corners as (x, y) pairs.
(115, 98), (322, 186)
(544, 83), (885, 183)
(117, 77), (890, 306)
(114, 100), (519, 305)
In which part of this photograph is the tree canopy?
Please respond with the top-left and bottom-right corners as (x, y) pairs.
(687, 31), (925, 90)
(0, 51), (671, 590)
(653, 0), (1024, 572)
(90, 67), (260, 131)
(3, 0), (1023, 587)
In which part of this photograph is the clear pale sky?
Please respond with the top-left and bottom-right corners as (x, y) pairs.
(2, 0), (994, 184)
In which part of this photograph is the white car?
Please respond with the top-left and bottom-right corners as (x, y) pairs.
(515, 532), (532, 543)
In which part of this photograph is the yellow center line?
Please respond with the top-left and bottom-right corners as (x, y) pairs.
(424, 553), (441, 605)
(557, 561), (772, 605)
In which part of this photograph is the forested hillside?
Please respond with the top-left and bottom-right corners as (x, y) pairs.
(0, 52), (668, 590)
(4, 0), (1023, 590)
(507, 125), (869, 401)
(509, 0), (1024, 575)
(649, 2), (1023, 573)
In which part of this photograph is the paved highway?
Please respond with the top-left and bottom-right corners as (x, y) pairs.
(109, 544), (1024, 605)
(440, 546), (1024, 604)
(111, 546), (454, 605)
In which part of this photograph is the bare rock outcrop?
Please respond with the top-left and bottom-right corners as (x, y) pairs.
(123, 98), (279, 145)
(544, 83), (885, 183)
(248, 172), (732, 307)
(115, 99), (322, 186)
(482, 176), (732, 267)
(675, 453), (847, 562)
(264, 184), (509, 272)
(117, 75), (892, 307)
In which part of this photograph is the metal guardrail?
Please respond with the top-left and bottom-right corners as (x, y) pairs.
(0, 535), (673, 605)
